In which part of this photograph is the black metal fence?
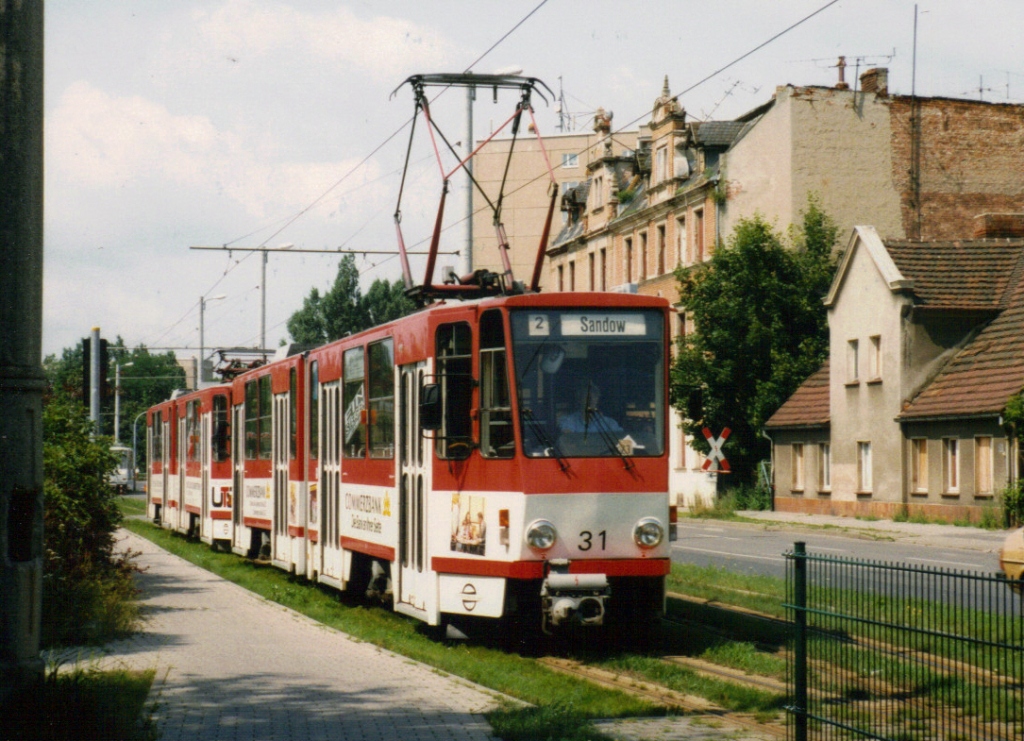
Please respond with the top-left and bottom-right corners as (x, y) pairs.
(785, 542), (1024, 740)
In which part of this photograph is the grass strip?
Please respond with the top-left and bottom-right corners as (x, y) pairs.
(121, 518), (658, 737)
(0, 663), (157, 741)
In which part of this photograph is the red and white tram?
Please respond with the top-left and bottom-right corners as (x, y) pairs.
(146, 73), (677, 634)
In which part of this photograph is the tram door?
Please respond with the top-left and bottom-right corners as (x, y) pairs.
(272, 392), (289, 567)
(158, 413), (170, 524)
(397, 362), (433, 618)
(320, 381), (343, 583)
(231, 403), (245, 555)
(200, 410), (210, 540)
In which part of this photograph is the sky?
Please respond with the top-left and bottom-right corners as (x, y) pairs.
(43, 0), (1024, 362)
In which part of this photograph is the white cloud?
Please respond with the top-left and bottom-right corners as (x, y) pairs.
(192, 0), (458, 82)
(47, 80), (386, 224)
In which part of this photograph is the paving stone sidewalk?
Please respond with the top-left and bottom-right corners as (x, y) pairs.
(96, 530), (777, 741)
(102, 530), (502, 741)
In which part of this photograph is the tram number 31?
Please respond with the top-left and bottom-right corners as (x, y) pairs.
(578, 530), (606, 551)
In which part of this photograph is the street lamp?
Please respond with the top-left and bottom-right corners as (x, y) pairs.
(131, 410), (147, 492)
(200, 294), (226, 386)
(114, 361), (133, 444)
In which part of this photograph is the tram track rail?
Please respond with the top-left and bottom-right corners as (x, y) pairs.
(537, 656), (788, 740)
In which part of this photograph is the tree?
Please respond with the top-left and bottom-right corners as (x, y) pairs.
(43, 339), (186, 463)
(287, 254), (416, 344)
(672, 198), (840, 484)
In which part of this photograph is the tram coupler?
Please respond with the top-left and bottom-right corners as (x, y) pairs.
(540, 564), (610, 633)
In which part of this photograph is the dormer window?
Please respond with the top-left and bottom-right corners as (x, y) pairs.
(592, 175), (604, 208)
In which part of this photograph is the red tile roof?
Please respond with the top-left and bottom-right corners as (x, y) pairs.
(885, 240), (1024, 311)
(899, 258), (1024, 420)
(765, 360), (830, 429)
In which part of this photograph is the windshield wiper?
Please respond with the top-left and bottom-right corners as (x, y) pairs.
(523, 407), (569, 471)
(588, 411), (635, 471)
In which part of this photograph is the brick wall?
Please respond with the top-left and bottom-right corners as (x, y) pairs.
(890, 97), (1024, 240)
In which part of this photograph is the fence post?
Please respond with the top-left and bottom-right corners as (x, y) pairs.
(793, 541), (807, 741)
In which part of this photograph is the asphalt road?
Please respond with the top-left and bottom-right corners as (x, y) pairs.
(671, 515), (1022, 613)
(672, 520), (1002, 578)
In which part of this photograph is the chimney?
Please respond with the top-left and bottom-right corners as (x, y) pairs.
(860, 68), (889, 96)
(973, 213), (1024, 239)
(835, 56), (849, 90)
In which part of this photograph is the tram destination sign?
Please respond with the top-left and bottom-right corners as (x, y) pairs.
(528, 313), (647, 337)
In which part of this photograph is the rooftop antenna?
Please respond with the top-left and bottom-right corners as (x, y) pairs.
(700, 78), (760, 121)
(961, 75), (997, 101)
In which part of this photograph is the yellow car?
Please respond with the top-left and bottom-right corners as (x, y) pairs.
(999, 526), (1024, 593)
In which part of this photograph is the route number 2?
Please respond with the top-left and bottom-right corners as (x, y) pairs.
(579, 530), (606, 551)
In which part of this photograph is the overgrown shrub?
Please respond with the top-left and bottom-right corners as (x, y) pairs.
(42, 398), (142, 647)
(1000, 479), (1024, 529)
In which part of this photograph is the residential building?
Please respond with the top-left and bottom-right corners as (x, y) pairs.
(767, 217), (1024, 521)
(470, 124), (637, 288)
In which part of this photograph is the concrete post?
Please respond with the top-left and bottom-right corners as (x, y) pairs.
(0, 0), (45, 699)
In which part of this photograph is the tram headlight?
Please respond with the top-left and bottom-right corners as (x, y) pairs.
(525, 519), (557, 550)
(633, 517), (664, 549)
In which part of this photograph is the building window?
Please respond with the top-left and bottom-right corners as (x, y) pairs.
(857, 441), (872, 492)
(600, 249), (607, 291)
(593, 176), (604, 207)
(569, 260), (575, 291)
(975, 436), (993, 495)
(818, 443), (831, 491)
(847, 340), (859, 384)
(561, 153), (579, 168)
(558, 265), (564, 292)
(657, 224), (666, 275)
(943, 438), (960, 494)
(655, 146), (668, 182)
(911, 438), (928, 493)
(625, 237), (633, 283)
(694, 208), (705, 261)
(676, 216), (686, 266)
(792, 444), (805, 491)
(640, 231), (648, 281)
(869, 335), (881, 381)
(588, 253), (595, 291)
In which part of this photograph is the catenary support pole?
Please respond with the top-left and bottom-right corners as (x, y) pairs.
(0, 0), (45, 701)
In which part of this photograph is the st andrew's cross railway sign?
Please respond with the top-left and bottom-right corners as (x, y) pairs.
(702, 427), (731, 472)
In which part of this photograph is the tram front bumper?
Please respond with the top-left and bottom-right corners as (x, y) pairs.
(541, 572), (610, 631)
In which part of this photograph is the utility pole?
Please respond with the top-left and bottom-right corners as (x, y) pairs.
(0, 0), (45, 700)
(90, 326), (101, 435)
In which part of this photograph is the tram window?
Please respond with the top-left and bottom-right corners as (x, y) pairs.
(289, 368), (297, 460)
(343, 347), (366, 458)
(245, 381), (258, 460)
(368, 339), (395, 459)
(185, 400), (200, 463)
(511, 309), (666, 458)
(152, 412), (163, 461)
(258, 375), (272, 459)
(435, 323), (473, 459)
(213, 394), (230, 462)
(309, 362), (319, 459)
(480, 311), (514, 459)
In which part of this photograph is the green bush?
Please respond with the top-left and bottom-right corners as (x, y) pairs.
(1000, 479), (1024, 529)
(42, 398), (141, 647)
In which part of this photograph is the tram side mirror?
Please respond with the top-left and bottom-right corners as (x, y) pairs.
(420, 383), (442, 430)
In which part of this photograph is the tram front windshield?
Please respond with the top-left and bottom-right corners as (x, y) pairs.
(511, 309), (665, 458)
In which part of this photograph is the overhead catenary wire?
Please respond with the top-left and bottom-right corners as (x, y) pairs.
(141, 1), (553, 353)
